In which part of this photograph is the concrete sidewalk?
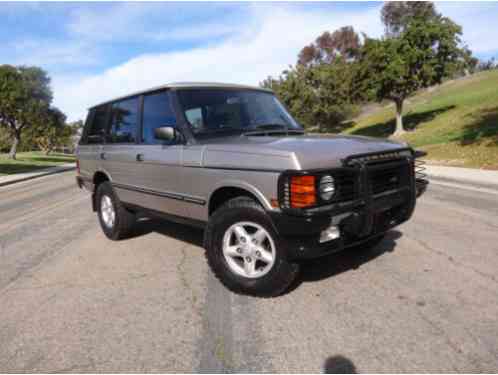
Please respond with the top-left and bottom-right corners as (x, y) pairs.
(0, 163), (75, 187)
(425, 165), (498, 190)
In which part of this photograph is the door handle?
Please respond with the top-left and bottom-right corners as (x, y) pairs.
(136, 153), (144, 162)
(100, 152), (106, 160)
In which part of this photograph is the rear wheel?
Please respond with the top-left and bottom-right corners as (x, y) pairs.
(204, 196), (299, 297)
(96, 181), (135, 240)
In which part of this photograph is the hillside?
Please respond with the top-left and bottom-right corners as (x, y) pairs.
(343, 70), (498, 169)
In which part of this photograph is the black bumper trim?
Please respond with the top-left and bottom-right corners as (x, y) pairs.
(269, 186), (414, 260)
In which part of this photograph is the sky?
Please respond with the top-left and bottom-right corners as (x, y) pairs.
(1, 1), (498, 121)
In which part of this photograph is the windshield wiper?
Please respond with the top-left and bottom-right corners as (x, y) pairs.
(194, 127), (244, 136)
(253, 123), (287, 130)
(244, 124), (305, 137)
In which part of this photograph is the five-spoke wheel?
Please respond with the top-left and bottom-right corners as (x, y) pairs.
(222, 222), (276, 278)
(205, 196), (299, 297)
(100, 195), (116, 228)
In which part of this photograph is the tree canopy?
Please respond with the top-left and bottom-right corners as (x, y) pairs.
(381, 1), (438, 37)
(263, 58), (368, 132)
(0, 65), (54, 158)
(298, 27), (361, 66)
(24, 106), (73, 155)
(263, 1), (471, 137)
(360, 14), (463, 135)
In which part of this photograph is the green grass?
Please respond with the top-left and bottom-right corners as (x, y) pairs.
(343, 70), (498, 169)
(0, 151), (75, 176)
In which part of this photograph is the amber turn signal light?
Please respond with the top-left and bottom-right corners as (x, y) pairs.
(290, 175), (316, 208)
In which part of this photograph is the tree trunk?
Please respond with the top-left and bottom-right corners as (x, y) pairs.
(393, 99), (405, 136)
(8, 132), (20, 160)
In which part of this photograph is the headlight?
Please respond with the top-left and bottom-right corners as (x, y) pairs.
(319, 174), (335, 201)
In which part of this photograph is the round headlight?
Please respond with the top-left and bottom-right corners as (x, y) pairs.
(319, 175), (335, 201)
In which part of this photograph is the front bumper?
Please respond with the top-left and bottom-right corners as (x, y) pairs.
(270, 150), (427, 260)
(270, 188), (414, 259)
(76, 175), (94, 192)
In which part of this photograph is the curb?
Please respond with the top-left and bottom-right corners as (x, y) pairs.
(426, 173), (498, 192)
(0, 165), (76, 188)
(424, 165), (498, 191)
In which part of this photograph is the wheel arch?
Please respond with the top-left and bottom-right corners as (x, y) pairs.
(92, 170), (112, 211)
(208, 182), (272, 217)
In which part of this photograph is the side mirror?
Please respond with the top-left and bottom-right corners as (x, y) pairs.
(154, 126), (177, 142)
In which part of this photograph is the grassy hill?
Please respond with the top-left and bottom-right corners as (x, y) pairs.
(344, 70), (498, 169)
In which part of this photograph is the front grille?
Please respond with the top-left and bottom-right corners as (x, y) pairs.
(331, 170), (357, 202)
(369, 165), (403, 194)
(368, 162), (410, 195)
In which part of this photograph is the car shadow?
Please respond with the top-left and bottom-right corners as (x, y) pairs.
(130, 217), (205, 247)
(128, 217), (401, 294)
(285, 230), (402, 293)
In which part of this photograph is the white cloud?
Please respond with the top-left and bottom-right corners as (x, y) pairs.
(67, 3), (151, 41)
(66, 2), (239, 43)
(8, 39), (99, 68)
(54, 3), (383, 121)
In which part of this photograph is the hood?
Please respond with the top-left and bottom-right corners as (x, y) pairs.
(199, 134), (408, 170)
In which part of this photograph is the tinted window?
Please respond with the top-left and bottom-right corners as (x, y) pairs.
(142, 91), (177, 144)
(107, 97), (139, 143)
(86, 105), (109, 144)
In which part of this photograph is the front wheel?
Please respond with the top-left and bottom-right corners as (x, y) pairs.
(204, 197), (299, 297)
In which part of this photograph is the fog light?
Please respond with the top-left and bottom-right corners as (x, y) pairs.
(319, 225), (340, 243)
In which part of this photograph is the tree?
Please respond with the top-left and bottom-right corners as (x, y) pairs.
(381, 1), (438, 37)
(264, 26), (369, 132)
(27, 107), (70, 155)
(359, 16), (463, 136)
(263, 58), (368, 132)
(298, 26), (361, 66)
(0, 65), (53, 159)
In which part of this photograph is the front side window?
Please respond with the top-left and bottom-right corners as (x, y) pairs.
(142, 91), (177, 144)
(177, 89), (301, 136)
(86, 105), (109, 144)
(107, 97), (139, 143)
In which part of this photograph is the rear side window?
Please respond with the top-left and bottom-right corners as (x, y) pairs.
(86, 105), (109, 144)
(107, 97), (139, 143)
(142, 91), (177, 144)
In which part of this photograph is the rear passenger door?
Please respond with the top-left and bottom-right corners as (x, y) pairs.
(100, 96), (143, 206)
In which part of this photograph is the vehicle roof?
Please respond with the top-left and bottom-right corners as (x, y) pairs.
(89, 82), (274, 109)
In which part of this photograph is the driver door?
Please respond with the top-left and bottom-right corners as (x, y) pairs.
(127, 90), (187, 217)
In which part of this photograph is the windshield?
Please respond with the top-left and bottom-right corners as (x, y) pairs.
(176, 88), (302, 135)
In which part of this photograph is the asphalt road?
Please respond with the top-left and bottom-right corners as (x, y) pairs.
(1, 172), (497, 373)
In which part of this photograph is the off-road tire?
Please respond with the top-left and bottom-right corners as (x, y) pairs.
(204, 196), (299, 297)
(96, 181), (135, 240)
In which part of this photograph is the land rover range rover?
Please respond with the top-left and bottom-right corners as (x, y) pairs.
(76, 82), (428, 296)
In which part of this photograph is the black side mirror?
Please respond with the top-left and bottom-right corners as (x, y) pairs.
(154, 126), (177, 142)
